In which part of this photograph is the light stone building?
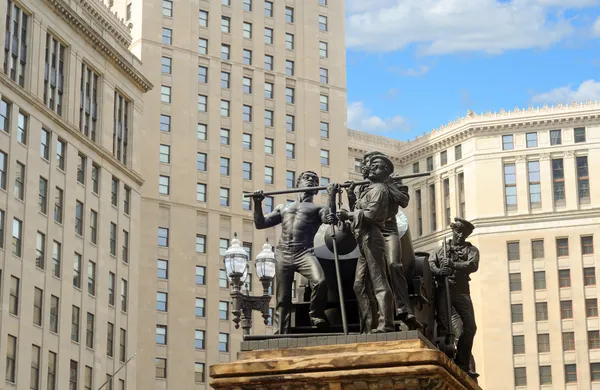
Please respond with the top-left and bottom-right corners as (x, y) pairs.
(0, 0), (151, 390)
(349, 102), (600, 390)
(106, 0), (348, 388)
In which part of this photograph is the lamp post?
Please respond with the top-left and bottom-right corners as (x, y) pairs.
(224, 233), (275, 335)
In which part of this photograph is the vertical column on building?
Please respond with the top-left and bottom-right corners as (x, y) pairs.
(539, 154), (553, 213)
(515, 155), (529, 214)
(448, 169), (457, 223)
(422, 179), (431, 234)
(563, 151), (578, 210)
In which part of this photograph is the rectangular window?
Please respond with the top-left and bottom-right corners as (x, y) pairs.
(162, 27), (172, 44)
(74, 201), (84, 236)
(155, 358), (167, 379)
(112, 91), (131, 164)
(455, 144), (462, 160)
(220, 157), (230, 175)
(73, 253), (82, 288)
(86, 312), (94, 348)
(33, 287), (43, 326)
(528, 161), (541, 209)
(265, 166), (274, 184)
(415, 189), (423, 236)
(221, 44), (230, 60)
(221, 16), (230, 33)
(221, 100), (230, 117)
(196, 297), (205, 317)
(265, 138), (274, 154)
(31, 344), (41, 390)
(556, 237), (569, 257)
(242, 162), (252, 180)
(320, 122), (329, 138)
(243, 106), (252, 123)
(54, 187), (63, 223)
(587, 298), (598, 317)
(576, 156), (590, 204)
(539, 365), (552, 385)
(107, 322), (114, 357)
(509, 273), (521, 292)
(196, 183), (206, 202)
(458, 172), (465, 218)
(264, 1), (273, 17)
(538, 333), (550, 353)
(157, 292), (167, 311)
(286, 114), (295, 132)
(320, 149), (329, 165)
(0, 151), (7, 189)
(584, 267), (596, 286)
(160, 114), (171, 132)
(429, 184), (437, 232)
(163, 0), (173, 16)
(3, 1), (29, 86)
(243, 0), (252, 11)
(532, 239), (544, 259)
(502, 134), (514, 150)
(0, 99), (9, 133)
(550, 129), (561, 145)
(320, 94), (329, 111)
(88, 210), (98, 245)
(43, 33), (67, 116)
(197, 65), (207, 83)
(264, 109), (273, 127)
(194, 363), (205, 384)
(507, 242), (520, 261)
(285, 33), (294, 50)
(121, 279), (128, 312)
(440, 150), (448, 166)
(427, 156), (433, 171)
(534, 271), (546, 290)
(109, 222), (117, 255)
(158, 227), (169, 247)
(6, 335), (17, 383)
(76, 154), (86, 184)
(526, 132), (538, 148)
(39, 177), (48, 214)
(197, 123), (207, 140)
(91, 164), (99, 194)
(559, 269), (571, 288)
(286, 171), (295, 188)
(156, 325), (167, 345)
(265, 55), (274, 70)
(589, 330), (600, 349)
(158, 260), (168, 279)
(443, 178), (451, 226)
(84, 366), (92, 390)
(108, 272), (115, 306)
(196, 266), (205, 285)
(243, 22), (252, 39)
(563, 331), (575, 351)
(319, 41), (328, 58)
(198, 38), (207, 55)
(219, 301), (229, 320)
(286, 87), (295, 104)
(219, 333), (229, 352)
(198, 10), (208, 27)
(14, 161), (24, 200)
(565, 364), (577, 383)
(48, 351), (57, 389)
(159, 175), (170, 195)
(195, 330), (205, 349)
(50, 295), (59, 332)
(196, 235), (206, 253)
(17, 111), (27, 144)
(512, 335), (525, 354)
(160, 85), (171, 103)
(219, 267), (228, 287)
(574, 127), (586, 143)
(320, 67), (329, 84)
(197, 152), (207, 171)
(8, 276), (19, 315)
(286, 60), (294, 76)
(552, 158), (565, 207)
(504, 163), (517, 210)
(122, 230), (129, 263)
(79, 63), (100, 141)
(88, 261), (96, 296)
(582, 235), (594, 255)
(12, 218), (22, 257)
(119, 329), (126, 362)
(264, 27), (273, 44)
(536, 302), (548, 321)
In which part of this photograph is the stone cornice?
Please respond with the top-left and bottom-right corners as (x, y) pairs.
(348, 130), (405, 163)
(43, 0), (153, 93)
(78, 0), (132, 48)
(399, 101), (600, 164)
(0, 73), (144, 186)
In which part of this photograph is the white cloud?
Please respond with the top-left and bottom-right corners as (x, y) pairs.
(389, 65), (432, 77)
(345, 0), (591, 55)
(593, 16), (600, 36)
(530, 79), (600, 104)
(347, 101), (410, 133)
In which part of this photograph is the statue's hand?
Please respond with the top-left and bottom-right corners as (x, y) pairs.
(324, 212), (337, 225)
(337, 209), (351, 222)
(344, 181), (357, 195)
(326, 182), (339, 195)
(251, 190), (265, 202)
(439, 267), (452, 276)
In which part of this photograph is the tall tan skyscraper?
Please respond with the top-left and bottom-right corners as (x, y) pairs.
(0, 0), (150, 389)
(349, 103), (600, 390)
(115, 0), (348, 387)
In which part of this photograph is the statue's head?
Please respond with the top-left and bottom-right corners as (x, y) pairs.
(296, 171), (320, 197)
(368, 155), (394, 183)
(450, 217), (475, 244)
(361, 151), (386, 179)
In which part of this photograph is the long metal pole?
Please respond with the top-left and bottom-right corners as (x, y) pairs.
(242, 172), (431, 198)
(443, 239), (453, 338)
(96, 354), (136, 390)
(329, 186), (349, 335)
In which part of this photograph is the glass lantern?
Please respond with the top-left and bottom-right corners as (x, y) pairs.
(255, 240), (276, 281)
(223, 233), (249, 290)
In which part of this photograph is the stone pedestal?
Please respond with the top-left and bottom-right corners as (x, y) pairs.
(209, 332), (481, 390)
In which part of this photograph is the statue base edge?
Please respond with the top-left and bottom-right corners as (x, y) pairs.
(209, 337), (482, 390)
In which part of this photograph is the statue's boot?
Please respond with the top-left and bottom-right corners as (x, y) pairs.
(399, 312), (423, 331)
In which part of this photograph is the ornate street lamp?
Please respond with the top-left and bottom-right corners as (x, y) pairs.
(224, 233), (275, 335)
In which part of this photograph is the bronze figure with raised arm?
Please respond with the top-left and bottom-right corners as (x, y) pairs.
(252, 171), (336, 334)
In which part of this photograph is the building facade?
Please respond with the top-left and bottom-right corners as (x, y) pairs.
(0, 0), (151, 389)
(111, 0), (348, 388)
(349, 102), (600, 390)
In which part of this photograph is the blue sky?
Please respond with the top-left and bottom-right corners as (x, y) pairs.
(345, 0), (600, 141)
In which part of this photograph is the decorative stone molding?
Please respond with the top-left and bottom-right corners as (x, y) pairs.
(43, 0), (152, 92)
(540, 153), (550, 161)
(78, 0), (132, 47)
(565, 150), (575, 158)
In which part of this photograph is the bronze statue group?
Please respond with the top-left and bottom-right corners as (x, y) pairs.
(251, 151), (479, 380)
